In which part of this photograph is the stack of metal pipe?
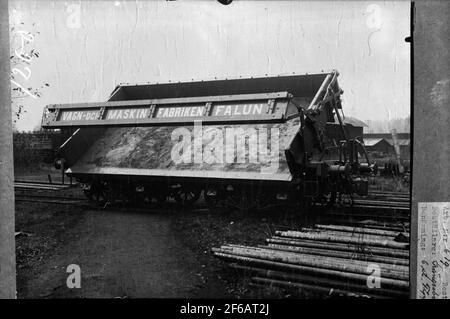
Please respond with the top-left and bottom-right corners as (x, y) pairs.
(213, 223), (409, 298)
(326, 190), (411, 221)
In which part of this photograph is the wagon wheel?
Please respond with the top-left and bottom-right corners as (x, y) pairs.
(312, 191), (337, 211)
(136, 184), (168, 207)
(122, 183), (141, 205)
(222, 185), (254, 212)
(81, 183), (92, 199)
(85, 181), (109, 206)
(337, 192), (353, 207)
(172, 185), (200, 206)
(133, 184), (151, 207)
(204, 187), (224, 208)
(152, 187), (169, 206)
(254, 189), (277, 210)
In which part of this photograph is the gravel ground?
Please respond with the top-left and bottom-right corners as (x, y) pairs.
(15, 192), (231, 298)
(14, 182), (315, 298)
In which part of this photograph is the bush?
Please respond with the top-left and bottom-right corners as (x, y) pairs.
(13, 132), (56, 168)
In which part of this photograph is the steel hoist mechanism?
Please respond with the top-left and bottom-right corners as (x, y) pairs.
(42, 70), (377, 209)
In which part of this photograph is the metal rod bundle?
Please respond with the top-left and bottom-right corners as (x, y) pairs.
(274, 230), (409, 250)
(263, 244), (409, 266)
(213, 222), (410, 298)
(214, 246), (408, 280)
(315, 224), (406, 237)
(266, 237), (409, 259)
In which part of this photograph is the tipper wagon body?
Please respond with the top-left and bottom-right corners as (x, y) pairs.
(42, 70), (376, 208)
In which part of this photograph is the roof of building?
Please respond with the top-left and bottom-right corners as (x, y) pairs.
(364, 137), (410, 147)
(364, 133), (410, 140)
(386, 139), (410, 146)
(344, 116), (368, 127)
(331, 115), (367, 127)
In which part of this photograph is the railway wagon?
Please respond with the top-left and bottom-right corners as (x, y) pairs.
(41, 70), (376, 209)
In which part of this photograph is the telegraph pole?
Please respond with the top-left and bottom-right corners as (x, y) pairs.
(390, 129), (404, 174)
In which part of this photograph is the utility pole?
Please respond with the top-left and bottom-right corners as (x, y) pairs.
(0, 0), (17, 299)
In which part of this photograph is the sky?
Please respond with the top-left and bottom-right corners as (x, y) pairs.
(9, 0), (410, 132)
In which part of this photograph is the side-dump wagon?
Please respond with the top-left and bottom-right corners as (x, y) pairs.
(41, 70), (376, 209)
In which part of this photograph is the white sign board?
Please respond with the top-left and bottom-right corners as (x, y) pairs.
(417, 202), (450, 299)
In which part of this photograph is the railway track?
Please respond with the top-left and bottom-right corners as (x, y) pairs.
(14, 180), (84, 205)
(14, 180), (74, 191)
(324, 189), (411, 222)
(15, 193), (86, 205)
(15, 184), (410, 213)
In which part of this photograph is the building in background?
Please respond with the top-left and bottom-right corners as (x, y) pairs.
(364, 133), (410, 161)
(364, 137), (395, 155)
(363, 132), (410, 172)
(326, 116), (366, 143)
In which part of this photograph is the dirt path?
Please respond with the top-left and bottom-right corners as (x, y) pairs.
(20, 207), (228, 298)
